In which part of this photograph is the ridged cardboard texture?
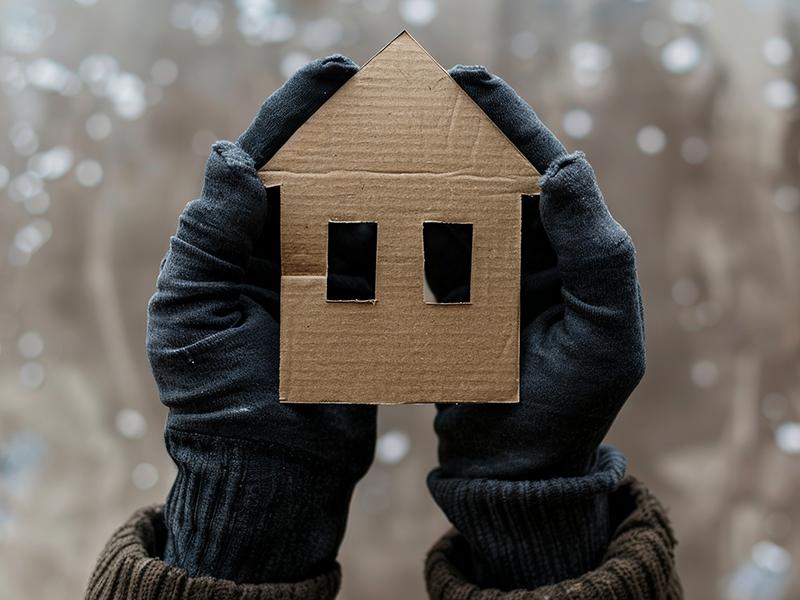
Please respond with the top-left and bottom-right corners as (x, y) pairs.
(259, 31), (540, 404)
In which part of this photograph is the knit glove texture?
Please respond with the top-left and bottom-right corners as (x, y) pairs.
(425, 65), (646, 589)
(147, 55), (376, 585)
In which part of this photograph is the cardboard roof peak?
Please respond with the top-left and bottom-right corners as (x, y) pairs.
(262, 31), (540, 182)
(361, 30), (440, 71)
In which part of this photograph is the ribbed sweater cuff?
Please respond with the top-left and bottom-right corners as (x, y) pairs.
(427, 445), (626, 590)
(86, 505), (341, 600)
(163, 428), (357, 585)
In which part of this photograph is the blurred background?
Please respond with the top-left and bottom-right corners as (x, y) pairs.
(1, 0), (799, 598)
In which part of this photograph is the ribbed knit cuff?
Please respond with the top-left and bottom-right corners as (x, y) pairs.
(425, 475), (682, 599)
(86, 505), (341, 600)
(427, 445), (626, 590)
(163, 428), (358, 585)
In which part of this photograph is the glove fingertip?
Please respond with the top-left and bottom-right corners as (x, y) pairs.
(539, 151), (587, 191)
(448, 64), (493, 85)
(302, 53), (359, 83)
(319, 53), (359, 69)
(211, 140), (256, 172)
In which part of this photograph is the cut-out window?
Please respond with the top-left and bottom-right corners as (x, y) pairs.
(423, 222), (473, 304)
(326, 221), (378, 302)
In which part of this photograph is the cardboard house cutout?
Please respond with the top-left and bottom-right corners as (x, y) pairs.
(259, 31), (540, 404)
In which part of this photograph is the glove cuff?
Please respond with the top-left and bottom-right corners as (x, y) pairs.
(427, 445), (626, 590)
(163, 427), (359, 584)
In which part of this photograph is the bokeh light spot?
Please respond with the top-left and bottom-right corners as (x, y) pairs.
(661, 37), (702, 74)
(131, 463), (159, 490)
(116, 409), (148, 439)
(762, 37), (792, 67)
(17, 331), (44, 359)
(563, 109), (593, 139)
(19, 362), (45, 390)
(681, 137), (709, 164)
(86, 113), (112, 140)
(399, 0), (438, 26)
(75, 159), (104, 187)
(637, 126), (666, 155)
(376, 430), (410, 465)
(764, 79), (797, 109)
(691, 360), (719, 388)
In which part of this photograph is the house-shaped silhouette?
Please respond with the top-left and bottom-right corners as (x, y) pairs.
(259, 31), (540, 404)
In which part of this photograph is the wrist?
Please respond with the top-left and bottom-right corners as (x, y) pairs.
(427, 445), (626, 589)
(163, 428), (358, 584)
(434, 403), (610, 481)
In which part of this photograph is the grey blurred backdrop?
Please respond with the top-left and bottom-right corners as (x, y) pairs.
(1, 0), (799, 598)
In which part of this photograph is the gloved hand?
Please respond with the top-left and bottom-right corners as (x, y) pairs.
(147, 55), (376, 585)
(426, 66), (646, 589)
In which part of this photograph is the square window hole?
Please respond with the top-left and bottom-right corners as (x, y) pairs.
(327, 221), (378, 302)
(423, 222), (473, 304)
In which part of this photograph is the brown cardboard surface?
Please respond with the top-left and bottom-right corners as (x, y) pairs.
(259, 31), (540, 404)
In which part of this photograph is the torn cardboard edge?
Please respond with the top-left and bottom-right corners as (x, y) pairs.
(260, 31), (539, 404)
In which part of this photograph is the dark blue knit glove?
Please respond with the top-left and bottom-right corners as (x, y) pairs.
(425, 66), (646, 589)
(147, 55), (376, 585)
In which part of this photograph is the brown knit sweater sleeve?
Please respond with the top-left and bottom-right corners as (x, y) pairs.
(85, 505), (341, 600)
(424, 477), (683, 599)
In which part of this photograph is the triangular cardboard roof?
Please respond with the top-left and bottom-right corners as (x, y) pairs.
(263, 30), (539, 183)
(259, 32), (539, 404)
